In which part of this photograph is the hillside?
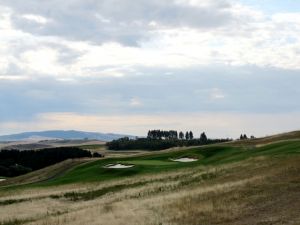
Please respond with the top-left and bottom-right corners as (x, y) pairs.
(0, 130), (135, 142)
(0, 132), (299, 225)
(228, 130), (300, 147)
(0, 158), (96, 187)
(24, 138), (300, 186)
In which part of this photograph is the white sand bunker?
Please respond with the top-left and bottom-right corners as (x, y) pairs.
(171, 157), (198, 162)
(104, 163), (134, 169)
(0, 179), (6, 182)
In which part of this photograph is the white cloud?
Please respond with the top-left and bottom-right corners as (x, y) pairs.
(210, 88), (225, 100)
(22, 14), (50, 24)
(0, 1), (300, 81)
(129, 97), (142, 107)
(0, 7), (11, 29)
(0, 75), (27, 80)
(272, 13), (300, 23)
(0, 1), (299, 137)
(20, 47), (67, 76)
(94, 13), (111, 24)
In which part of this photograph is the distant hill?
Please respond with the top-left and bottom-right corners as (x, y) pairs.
(229, 130), (300, 147)
(0, 130), (135, 142)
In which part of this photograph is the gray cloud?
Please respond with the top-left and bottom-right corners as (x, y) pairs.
(1, 0), (299, 136)
(1, 0), (233, 45)
(0, 66), (299, 123)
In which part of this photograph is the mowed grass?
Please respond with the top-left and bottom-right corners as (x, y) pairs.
(0, 137), (299, 225)
(31, 139), (300, 186)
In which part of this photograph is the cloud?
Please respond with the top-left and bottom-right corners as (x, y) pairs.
(129, 97), (143, 107)
(0, 75), (26, 80)
(0, 66), (299, 122)
(20, 47), (67, 76)
(1, 0), (234, 45)
(210, 88), (225, 100)
(22, 14), (50, 24)
(1, 0), (300, 82)
(0, 1), (299, 136)
(1, 111), (300, 138)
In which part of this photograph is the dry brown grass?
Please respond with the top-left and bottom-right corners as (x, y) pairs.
(228, 130), (300, 148)
(0, 156), (299, 225)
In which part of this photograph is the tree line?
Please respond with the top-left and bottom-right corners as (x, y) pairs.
(0, 147), (101, 177)
(107, 130), (231, 150)
(239, 134), (255, 140)
(147, 130), (195, 140)
(147, 129), (211, 141)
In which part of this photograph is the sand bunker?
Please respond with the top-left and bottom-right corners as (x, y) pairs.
(104, 163), (134, 169)
(171, 157), (198, 162)
(0, 179), (6, 182)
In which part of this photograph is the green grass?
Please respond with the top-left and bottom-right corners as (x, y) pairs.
(11, 140), (300, 187)
(123, 160), (177, 166)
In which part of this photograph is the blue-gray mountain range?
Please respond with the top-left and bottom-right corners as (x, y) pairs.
(0, 130), (135, 142)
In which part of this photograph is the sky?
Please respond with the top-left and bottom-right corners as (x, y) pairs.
(0, 0), (300, 138)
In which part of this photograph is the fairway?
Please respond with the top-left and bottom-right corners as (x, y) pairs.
(12, 139), (298, 187)
(0, 136), (300, 225)
(2, 1), (299, 223)
(121, 159), (177, 166)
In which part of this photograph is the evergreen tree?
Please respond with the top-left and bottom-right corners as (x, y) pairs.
(189, 131), (193, 139)
(185, 131), (189, 140)
(200, 132), (208, 143)
(179, 131), (184, 139)
(147, 130), (151, 139)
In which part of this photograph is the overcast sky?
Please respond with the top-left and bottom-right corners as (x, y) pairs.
(0, 0), (299, 138)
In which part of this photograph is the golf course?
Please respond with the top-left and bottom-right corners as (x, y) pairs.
(0, 131), (299, 225)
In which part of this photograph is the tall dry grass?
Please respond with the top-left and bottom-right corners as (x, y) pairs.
(0, 156), (299, 225)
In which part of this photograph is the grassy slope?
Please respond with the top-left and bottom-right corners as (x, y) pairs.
(228, 130), (300, 147)
(0, 134), (299, 225)
(0, 158), (97, 187)
(2, 131), (300, 188)
(34, 139), (300, 186)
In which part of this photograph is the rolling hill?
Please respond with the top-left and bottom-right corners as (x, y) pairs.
(0, 130), (135, 142)
(0, 131), (299, 225)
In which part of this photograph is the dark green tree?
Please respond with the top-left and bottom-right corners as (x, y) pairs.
(200, 132), (208, 143)
(179, 131), (184, 139)
(175, 131), (178, 139)
(147, 130), (151, 139)
(189, 131), (193, 139)
(185, 131), (189, 140)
